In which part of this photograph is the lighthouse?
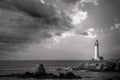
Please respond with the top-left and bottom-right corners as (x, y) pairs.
(94, 40), (100, 60)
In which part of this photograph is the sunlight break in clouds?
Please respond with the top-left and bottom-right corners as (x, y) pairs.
(67, 10), (87, 25)
(65, 4), (88, 25)
(51, 31), (75, 44)
(48, 28), (97, 48)
(85, 31), (97, 38)
(87, 28), (95, 32)
(40, 0), (45, 4)
(43, 31), (75, 48)
(84, 28), (97, 38)
(111, 23), (120, 31)
(44, 0), (88, 48)
(46, 0), (101, 48)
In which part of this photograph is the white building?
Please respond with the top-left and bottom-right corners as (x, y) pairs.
(93, 40), (103, 60)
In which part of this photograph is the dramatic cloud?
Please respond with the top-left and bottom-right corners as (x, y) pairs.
(50, 31), (75, 45)
(110, 23), (120, 31)
(1, 0), (119, 60)
(66, 10), (87, 25)
(80, 0), (100, 6)
(79, 28), (97, 38)
(0, 0), (89, 55)
(48, 28), (97, 47)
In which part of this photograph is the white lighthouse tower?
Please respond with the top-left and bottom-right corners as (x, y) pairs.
(94, 40), (100, 60)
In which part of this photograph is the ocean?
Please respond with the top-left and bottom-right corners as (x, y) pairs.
(0, 60), (120, 80)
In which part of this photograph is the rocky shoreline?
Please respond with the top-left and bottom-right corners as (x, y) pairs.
(0, 61), (120, 79)
(50, 60), (120, 72)
(0, 64), (81, 79)
(72, 60), (120, 72)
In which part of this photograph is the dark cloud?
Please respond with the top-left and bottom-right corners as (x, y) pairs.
(62, 0), (80, 4)
(0, 0), (74, 56)
(81, 32), (89, 35)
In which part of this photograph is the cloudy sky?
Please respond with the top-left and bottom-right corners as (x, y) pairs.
(0, 0), (120, 60)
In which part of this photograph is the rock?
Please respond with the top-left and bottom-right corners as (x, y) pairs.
(64, 72), (81, 79)
(71, 61), (120, 72)
(35, 64), (46, 74)
(33, 64), (46, 79)
(47, 73), (58, 79)
(59, 73), (65, 78)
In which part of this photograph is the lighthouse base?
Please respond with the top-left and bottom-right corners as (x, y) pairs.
(94, 57), (100, 60)
(92, 56), (104, 61)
